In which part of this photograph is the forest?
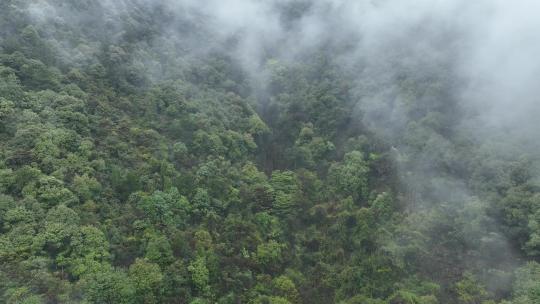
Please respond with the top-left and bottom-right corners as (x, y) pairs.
(1, 1), (540, 303)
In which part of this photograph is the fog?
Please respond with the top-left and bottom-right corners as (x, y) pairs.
(146, 0), (540, 149)
(21, 0), (540, 296)
(25, 0), (540, 137)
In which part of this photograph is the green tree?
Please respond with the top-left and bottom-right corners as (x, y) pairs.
(129, 258), (164, 304)
(270, 171), (300, 216)
(188, 255), (210, 297)
(328, 151), (369, 203)
(510, 262), (540, 304)
(454, 272), (488, 304)
(81, 267), (135, 304)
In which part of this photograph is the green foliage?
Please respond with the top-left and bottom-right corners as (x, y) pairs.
(255, 240), (285, 268)
(144, 232), (174, 266)
(510, 262), (540, 304)
(454, 272), (489, 304)
(270, 170), (300, 216)
(81, 267), (134, 304)
(22, 176), (78, 207)
(129, 258), (164, 304)
(328, 151), (370, 203)
(188, 256), (210, 293)
(0, 2), (537, 304)
(273, 275), (300, 303)
(137, 187), (190, 227)
(4, 287), (43, 304)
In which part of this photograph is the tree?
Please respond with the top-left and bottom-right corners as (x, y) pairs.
(144, 232), (174, 267)
(81, 267), (134, 304)
(255, 241), (284, 269)
(188, 255), (210, 294)
(129, 258), (164, 304)
(22, 176), (78, 207)
(270, 171), (300, 217)
(72, 174), (101, 202)
(273, 276), (300, 303)
(328, 151), (369, 203)
(510, 262), (540, 304)
(64, 225), (110, 277)
(454, 272), (488, 304)
(137, 187), (190, 228)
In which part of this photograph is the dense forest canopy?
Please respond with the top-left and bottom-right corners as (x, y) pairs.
(1, 0), (540, 303)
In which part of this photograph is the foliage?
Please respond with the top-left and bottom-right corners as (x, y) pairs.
(0, 2), (537, 303)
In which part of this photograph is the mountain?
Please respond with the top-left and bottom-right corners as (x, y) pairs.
(1, 1), (540, 303)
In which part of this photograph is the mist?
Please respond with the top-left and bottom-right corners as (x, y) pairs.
(3, 0), (540, 302)
(169, 0), (540, 296)
(27, 0), (540, 275)
(120, 0), (540, 149)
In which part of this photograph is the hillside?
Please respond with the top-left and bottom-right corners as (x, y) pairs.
(1, 1), (540, 303)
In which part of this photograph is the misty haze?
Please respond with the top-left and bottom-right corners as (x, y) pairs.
(1, 0), (540, 303)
